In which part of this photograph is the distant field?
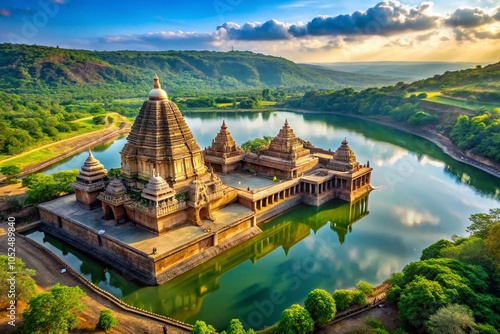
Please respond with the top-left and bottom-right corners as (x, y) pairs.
(409, 91), (499, 111)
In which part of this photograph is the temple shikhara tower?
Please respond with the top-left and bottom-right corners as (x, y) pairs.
(121, 75), (206, 186)
(39, 76), (373, 285)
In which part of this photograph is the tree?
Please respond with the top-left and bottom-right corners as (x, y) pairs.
(23, 284), (86, 334)
(0, 165), (21, 183)
(190, 320), (215, 334)
(486, 223), (500, 266)
(351, 290), (368, 306)
(97, 309), (117, 331)
(277, 304), (314, 334)
(467, 209), (500, 238)
(397, 276), (449, 330)
(223, 319), (246, 334)
(24, 169), (78, 205)
(0, 256), (36, 305)
(426, 304), (476, 334)
(304, 289), (336, 326)
(333, 290), (353, 311)
(356, 281), (375, 296)
(421, 239), (453, 260)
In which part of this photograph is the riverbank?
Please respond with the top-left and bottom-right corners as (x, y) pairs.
(282, 108), (500, 179)
(0, 121), (131, 182)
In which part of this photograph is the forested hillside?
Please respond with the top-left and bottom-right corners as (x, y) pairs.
(0, 44), (396, 100)
(285, 61), (500, 162)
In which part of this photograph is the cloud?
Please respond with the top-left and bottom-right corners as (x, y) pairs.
(215, 1), (439, 42)
(303, 1), (438, 36)
(52, 0), (66, 4)
(101, 31), (219, 49)
(445, 7), (495, 27)
(217, 19), (294, 40)
(0, 8), (10, 17)
(393, 207), (440, 226)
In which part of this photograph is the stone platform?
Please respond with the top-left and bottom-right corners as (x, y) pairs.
(38, 194), (257, 285)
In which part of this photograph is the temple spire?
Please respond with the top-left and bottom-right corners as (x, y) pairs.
(88, 148), (93, 157)
(154, 74), (161, 89)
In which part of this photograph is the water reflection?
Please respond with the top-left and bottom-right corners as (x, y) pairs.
(26, 194), (371, 329)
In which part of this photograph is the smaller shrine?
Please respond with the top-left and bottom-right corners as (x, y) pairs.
(203, 120), (245, 173)
(244, 119), (318, 179)
(327, 139), (360, 172)
(71, 149), (107, 209)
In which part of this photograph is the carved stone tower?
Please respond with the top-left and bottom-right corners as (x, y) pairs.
(71, 149), (107, 209)
(120, 75), (207, 188)
(203, 120), (245, 173)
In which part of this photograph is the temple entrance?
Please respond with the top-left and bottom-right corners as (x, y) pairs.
(199, 206), (210, 221)
(102, 204), (113, 220)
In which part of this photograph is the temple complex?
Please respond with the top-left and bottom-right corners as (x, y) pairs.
(38, 76), (373, 285)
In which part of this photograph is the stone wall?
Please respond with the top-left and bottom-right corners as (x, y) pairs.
(39, 207), (156, 284)
(154, 237), (213, 274)
(217, 219), (252, 244)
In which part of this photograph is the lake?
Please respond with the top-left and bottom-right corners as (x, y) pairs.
(29, 111), (500, 330)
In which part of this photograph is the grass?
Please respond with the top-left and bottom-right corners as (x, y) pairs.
(410, 90), (499, 112)
(0, 113), (130, 170)
(427, 95), (497, 111)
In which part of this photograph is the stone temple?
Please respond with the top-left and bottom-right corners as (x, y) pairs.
(38, 76), (373, 285)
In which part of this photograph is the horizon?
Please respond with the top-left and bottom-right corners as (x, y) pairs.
(1, 0), (500, 63)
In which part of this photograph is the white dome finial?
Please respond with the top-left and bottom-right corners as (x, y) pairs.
(149, 75), (168, 100)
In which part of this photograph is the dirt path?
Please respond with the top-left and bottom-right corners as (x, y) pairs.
(0, 227), (190, 334)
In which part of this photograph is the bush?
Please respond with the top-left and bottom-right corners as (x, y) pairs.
(304, 289), (336, 326)
(356, 281), (375, 296)
(333, 290), (353, 311)
(351, 290), (368, 306)
(277, 304), (314, 334)
(191, 320), (215, 334)
(97, 309), (117, 331)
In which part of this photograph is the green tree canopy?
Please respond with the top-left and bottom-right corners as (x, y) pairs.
(0, 256), (36, 305)
(190, 320), (215, 334)
(467, 208), (500, 238)
(426, 304), (476, 334)
(24, 169), (78, 205)
(277, 304), (314, 334)
(332, 289), (353, 311)
(23, 283), (86, 334)
(304, 289), (336, 326)
(97, 309), (117, 331)
(356, 281), (375, 296)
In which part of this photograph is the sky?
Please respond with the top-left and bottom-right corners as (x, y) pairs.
(0, 0), (499, 62)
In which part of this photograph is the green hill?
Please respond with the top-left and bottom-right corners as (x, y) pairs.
(0, 44), (395, 100)
(285, 61), (500, 163)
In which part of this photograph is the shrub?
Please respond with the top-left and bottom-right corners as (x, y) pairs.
(277, 304), (314, 334)
(356, 281), (375, 296)
(304, 289), (336, 326)
(97, 309), (117, 331)
(333, 290), (353, 311)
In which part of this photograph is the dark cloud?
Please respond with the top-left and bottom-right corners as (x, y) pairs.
(304, 1), (438, 36)
(445, 8), (494, 27)
(217, 19), (293, 40)
(216, 1), (439, 41)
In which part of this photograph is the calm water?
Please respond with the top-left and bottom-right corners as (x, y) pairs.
(30, 111), (500, 330)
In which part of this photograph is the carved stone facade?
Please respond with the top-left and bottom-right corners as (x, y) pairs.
(72, 150), (107, 209)
(121, 76), (206, 187)
(244, 119), (319, 179)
